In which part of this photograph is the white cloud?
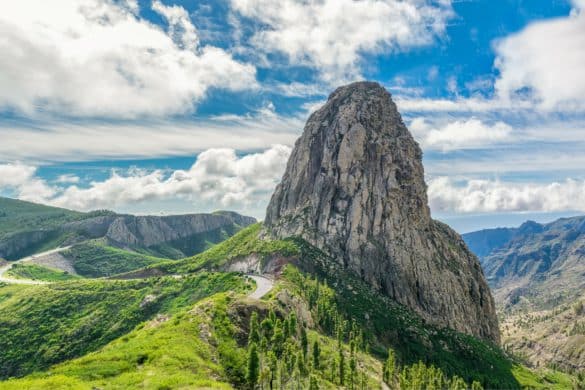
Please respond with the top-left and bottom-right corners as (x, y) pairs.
(231, 0), (453, 81)
(428, 177), (585, 213)
(0, 108), (303, 161)
(493, 2), (585, 111)
(56, 174), (80, 184)
(396, 1), (585, 114)
(0, 0), (256, 118)
(0, 163), (56, 203)
(0, 146), (292, 218)
(410, 117), (512, 151)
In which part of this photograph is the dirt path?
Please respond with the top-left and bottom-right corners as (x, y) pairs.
(247, 275), (274, 299)
(0, 246), (71, 285)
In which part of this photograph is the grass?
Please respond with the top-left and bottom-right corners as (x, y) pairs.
(63, 241), (171, 277)
(0, 272), (251, 379)
(7, 263), (80, 282)
(144, 223), (300, 275)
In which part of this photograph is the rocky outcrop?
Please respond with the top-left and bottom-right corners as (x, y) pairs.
(103, 212), (256, 249)
(265, 81), (499, 343)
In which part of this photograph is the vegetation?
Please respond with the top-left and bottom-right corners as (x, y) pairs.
(0, 221), (580, 389)
(148, 223), (300, 274)
(0, 197), (85, 238)
(6, 263), (80, 282)
(0, 272), (251, 379)
(63, 241), (171, 277)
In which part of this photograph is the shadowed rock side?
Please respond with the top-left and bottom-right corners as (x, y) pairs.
(265, 81), (499, 343)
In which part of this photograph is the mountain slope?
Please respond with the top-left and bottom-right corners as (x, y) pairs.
(264, 81), (499, 343)
(0, 273), (249, 379)
(463, 216), (585, 308)
(0, 197), (256, 260)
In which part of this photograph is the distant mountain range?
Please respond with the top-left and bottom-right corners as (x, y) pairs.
(463, 216), (585, 309)
(0, 196), (255, 261)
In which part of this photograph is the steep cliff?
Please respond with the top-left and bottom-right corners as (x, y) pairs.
(265, 81), (499, 343)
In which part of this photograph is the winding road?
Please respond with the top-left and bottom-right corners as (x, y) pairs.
(247, 275), (274, 299)
(0, 246), (71, 285)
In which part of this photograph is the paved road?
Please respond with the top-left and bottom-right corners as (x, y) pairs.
(247, 275), (274, 299)
(0, 246), (71, 285)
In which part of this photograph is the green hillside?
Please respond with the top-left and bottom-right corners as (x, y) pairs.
(63, 240), (172, 278)
(0, 197), (86, 238)
(0, 273), (251, 379)
(7, 263), (81, 282)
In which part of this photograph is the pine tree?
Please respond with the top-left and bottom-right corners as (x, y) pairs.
(309, 374), (319, 390)
(247, 343), (260, 388)
(312, 340), (320, 370)
(301, 327), (308, 356)
(249, 312), (260, 346)
(383, 348), (396, 384)
(339, 349), (345, 385)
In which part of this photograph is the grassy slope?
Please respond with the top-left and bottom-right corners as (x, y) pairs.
(0, 224), (579, 389)
(140, 224), (579, 389)
(0, 197), (84, 238)
(63, 241), (171, 277)
(7, 263), (80, 282)
(0, 273), (251, 379)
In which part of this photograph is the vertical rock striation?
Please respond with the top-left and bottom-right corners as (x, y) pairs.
(265, 81), (499, 343)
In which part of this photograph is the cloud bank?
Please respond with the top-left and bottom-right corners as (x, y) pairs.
(0, 146), (291, 217)
(429, 177), (585, 213)
(0, 0), (256, 118)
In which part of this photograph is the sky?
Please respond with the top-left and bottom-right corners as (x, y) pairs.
(1, 0), (584, 233)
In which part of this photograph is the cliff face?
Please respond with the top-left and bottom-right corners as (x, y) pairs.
(265, 81), (499, 343)
(103, 212), (257, 248)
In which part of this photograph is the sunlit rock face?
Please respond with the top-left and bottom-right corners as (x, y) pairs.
(265, 81), (500, 343)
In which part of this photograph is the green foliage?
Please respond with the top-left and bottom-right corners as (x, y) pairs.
(312, 340), (320, 370)
(0, 272), (249, 379)
(0, 197), (112, 260)
(0, 294), (244, 389)
(63, 241), (170, 277)
(7, 263), (80, 282)
(246, 343), (260, 387)
(153, 223), (301, 274)
(0, 197), (84, 239)
(280, 262), (519, 389)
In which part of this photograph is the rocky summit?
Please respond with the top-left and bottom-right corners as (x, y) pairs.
(265, 81), (500, 343)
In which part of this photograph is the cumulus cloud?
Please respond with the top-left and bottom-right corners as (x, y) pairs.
(231, 0), (453, 81)
(493, 1), (585, 111)
(0, 0), (256, 118)
(0, 163), (56, 203)
(410, 117), (512, 151)
(428, 177), (585, 213)
(0, 146), (291, 217)
(396, 1), (585, 114)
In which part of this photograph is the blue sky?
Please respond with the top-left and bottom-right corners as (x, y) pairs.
(1, 0), (584, 232)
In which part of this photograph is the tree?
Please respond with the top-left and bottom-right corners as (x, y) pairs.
(247, 343), (260, 388)
(471, 380), (484, 390)
(309, 374), (319, 390)
(339, 350), (345, 385)
(312, 340), (320, 370)
(248, 312), (260, 346)
(301, 327), (308, 356)
(383, 349), (396, 384)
